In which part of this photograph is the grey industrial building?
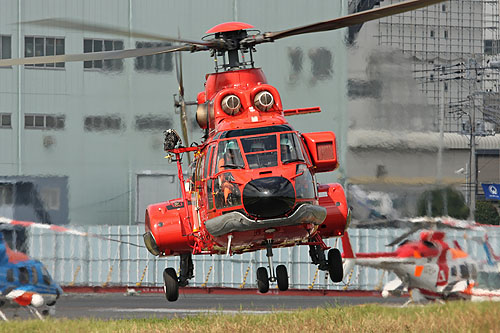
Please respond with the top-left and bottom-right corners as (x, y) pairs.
(0, 0), (499, 226)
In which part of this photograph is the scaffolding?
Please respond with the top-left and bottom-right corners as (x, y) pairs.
(375, 0), (500, 133)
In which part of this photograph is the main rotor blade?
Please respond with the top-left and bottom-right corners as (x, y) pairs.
(386, 224), (423, 247)
(265, 0), (446, 41)
(0, 44), (193, 66)
(175, 29), (185, 99)
(23, 18), (216, 47)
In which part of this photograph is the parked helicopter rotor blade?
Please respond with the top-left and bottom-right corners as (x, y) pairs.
(0, 217), (143, 247)
(22, 18), (218, 47)
(0, 44), (194, 67)
(255, 0), (445, 43)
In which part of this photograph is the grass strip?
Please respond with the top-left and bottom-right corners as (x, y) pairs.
(1, 301), (499, 333)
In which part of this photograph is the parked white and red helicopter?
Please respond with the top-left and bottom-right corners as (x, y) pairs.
(341, 217), (500, 304)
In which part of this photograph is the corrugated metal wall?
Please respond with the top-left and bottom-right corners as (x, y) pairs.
(27, 226), (500, 290)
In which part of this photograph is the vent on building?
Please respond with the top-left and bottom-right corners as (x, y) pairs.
(135, 115), (172, 131)
(84, 115), (123, 132)
(43, 135), (56, 148)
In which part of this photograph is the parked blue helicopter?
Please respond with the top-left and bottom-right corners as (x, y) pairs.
(0, 231), (62, 320)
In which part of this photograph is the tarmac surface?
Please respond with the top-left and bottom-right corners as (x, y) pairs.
(3, 291), (407, 320)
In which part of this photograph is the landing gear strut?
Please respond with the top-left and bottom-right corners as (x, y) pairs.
(309, 245), (343, 283)
(256, 240), (289, 293)
(179, 253), (194, 287)
(163, 253), (194, 302)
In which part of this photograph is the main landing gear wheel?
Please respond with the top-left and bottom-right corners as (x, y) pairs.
(328, 248), (343, 283)
(257, 267), (270, 294)
(276, 264), (289, 291)
(163, 267), (179, 302)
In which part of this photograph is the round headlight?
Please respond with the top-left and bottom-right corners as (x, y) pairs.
(254, 91), (274, 111)
(221, 95), (241, 115)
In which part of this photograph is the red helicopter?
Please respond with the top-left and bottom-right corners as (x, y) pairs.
(0, 0), (446, 301)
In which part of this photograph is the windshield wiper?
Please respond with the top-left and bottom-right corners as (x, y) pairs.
(223, 164), (245, 169)
(283, 159), (304, 165)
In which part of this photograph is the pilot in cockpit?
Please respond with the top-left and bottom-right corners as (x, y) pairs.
(216, 140), (242, 207)
(280, 135), (293, 162)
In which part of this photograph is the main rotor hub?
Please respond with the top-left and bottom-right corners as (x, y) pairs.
(204, 22), (258, 72)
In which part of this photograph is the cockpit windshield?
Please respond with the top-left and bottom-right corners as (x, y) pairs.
(241, 134), (278, 169)
(216, 132), (306, 170)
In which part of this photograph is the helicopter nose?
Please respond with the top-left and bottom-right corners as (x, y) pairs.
(242, 176), (295, 218)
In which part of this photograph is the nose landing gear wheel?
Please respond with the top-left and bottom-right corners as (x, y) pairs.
(276, 265), (289, 291)
(163, 267), (179, 302)
(328, 248), (343, 283)
(256, 266), (270, 293)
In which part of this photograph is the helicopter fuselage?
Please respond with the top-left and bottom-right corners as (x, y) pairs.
(144, 67), (349, 257)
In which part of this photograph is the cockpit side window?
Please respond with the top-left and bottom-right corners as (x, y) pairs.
(450, 266), (457, 277)
(217, 140), (245, 171)
(280, 133), (305, 164)
(42, 266), (52, 285)
(18, 267), (29, 284)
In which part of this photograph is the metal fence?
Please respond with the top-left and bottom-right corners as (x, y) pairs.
(26, 226), (500, 290)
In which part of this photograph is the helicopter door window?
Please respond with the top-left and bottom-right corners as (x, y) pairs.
(450, 266), (457, 277)
(280, 133), (305, 164)
(459, 264), (469, 279)
(214, 171), (241, 209)
(212, 140), (243, 209)
(6, 268), (14, 282)
(31, 267), (38, 284)
(241, 134), (278, 169)
(469, 264), (477, 280)
(204, 146), (213, 179)
(18, 267), (29, 284)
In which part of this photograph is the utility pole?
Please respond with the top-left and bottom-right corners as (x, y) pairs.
(469, 93), (477, 221)
(468, 59), (478, 221)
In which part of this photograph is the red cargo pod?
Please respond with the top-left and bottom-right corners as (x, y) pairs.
(301, 132), (338, 173)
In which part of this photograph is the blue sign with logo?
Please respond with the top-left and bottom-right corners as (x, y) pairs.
(482, 183), (500, 200)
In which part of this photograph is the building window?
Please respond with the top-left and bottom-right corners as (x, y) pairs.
(135, 42), (173, 72)
(441, 4), (446, 12)
(444, 30), (448, 39)
(0, 184), (14, 205)
(135, 114), (172, 131)
(40, 187), (60, 210)
(430, 30), (435, 38)
(24, 36), (64, 68)
(308, 47), (333, 80)
(0, 35), (11, 60)
(84, 115), (123, 131)
(84, 39), (123, 71)
(0, 113), (11, 128)
(25, 114), (65, 130)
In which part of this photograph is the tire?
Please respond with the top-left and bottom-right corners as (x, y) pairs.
(276, 265), (289, 291)
(256, 267), (270, 294)
(163, 267), (179, 302)
(328, 248), (343, 283)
